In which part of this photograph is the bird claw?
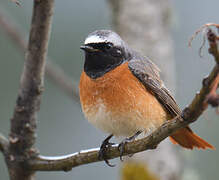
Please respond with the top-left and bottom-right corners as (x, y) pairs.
(118, 131), (142, 161)
(118, 139), (127, 161)
(98, 134), (115, 167)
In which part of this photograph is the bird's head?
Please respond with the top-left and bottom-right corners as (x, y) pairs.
(80, 30), (132, 79)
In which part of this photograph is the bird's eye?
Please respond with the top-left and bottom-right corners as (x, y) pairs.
(105, 43), (113, 50)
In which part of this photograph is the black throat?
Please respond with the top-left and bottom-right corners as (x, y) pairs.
(84, 52), (125, 79)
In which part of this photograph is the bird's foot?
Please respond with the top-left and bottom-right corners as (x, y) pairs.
(98, 134), (115, 167)
(118, 131), (142, 161)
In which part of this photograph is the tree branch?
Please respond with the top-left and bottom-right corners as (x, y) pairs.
(0, 133), (8, 153)
(28, 28), (219, 172)
(5, 1), (55, 179)
(205, 29), (219, 107)
(0, 10), (79, 102)
(207, 28), (219, 64)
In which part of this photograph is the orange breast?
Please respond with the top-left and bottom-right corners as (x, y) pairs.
(79, 62), (168, 136)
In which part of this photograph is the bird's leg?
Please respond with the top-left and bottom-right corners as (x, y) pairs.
(118, 131), (142, 161)
(98, 134), (115, 167)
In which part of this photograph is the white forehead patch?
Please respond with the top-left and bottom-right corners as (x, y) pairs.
(84, 35), (107, 45)
(84, 31), (124, 47)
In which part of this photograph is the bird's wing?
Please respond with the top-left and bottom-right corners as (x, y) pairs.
(128, 57), (181, 116)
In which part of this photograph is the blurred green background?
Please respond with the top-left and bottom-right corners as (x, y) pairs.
(0, 0), (218, 180)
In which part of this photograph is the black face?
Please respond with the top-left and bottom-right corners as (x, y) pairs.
(81, 42), (130, 79)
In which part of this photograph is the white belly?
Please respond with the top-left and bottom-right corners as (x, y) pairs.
(82, 99), (156, 137)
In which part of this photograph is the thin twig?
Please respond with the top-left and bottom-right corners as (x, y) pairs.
(189, 23), (219, 58)
(6, 1), (55, 179)
(0, 133), (8, 153)
(28, 29), (219, 172)
(0, 10), (79, 102)
(0, 11), (26, 49)
(11, 0), (21, 6)
(188, 23), (219, 47)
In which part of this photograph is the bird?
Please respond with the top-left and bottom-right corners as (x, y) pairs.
(79, 30), (214, 166)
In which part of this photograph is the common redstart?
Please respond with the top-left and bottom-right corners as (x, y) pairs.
(79, 30), (214, 166)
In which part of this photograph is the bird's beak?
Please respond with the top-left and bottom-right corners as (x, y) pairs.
(80, 45), (100, 53)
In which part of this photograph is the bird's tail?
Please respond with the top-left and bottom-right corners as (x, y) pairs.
(169, 127), (214, 149)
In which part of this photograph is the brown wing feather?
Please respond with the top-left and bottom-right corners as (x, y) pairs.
(128, 57), (181, 117)
(128, 57), (214, 149)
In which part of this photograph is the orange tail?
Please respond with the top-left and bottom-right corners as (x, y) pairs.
(169, 127), (214, 150)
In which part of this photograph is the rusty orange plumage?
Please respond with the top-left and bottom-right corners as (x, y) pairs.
(80, 62), (167, 136)
(80, 62), (214, 150)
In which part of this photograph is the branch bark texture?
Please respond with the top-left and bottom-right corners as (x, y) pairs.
(5, 1), (54, 179)
(28, 29), (219, 172)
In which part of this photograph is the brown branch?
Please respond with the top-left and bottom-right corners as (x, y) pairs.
(0, 133), (8, 153)
(206, 29), (219, 108)
(5, 1), (55, 179)
(0, 10), (79, 102)
(189, 25), (219, 109)
(28, 28), (219, 172)
(207, 28), (219, 64)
